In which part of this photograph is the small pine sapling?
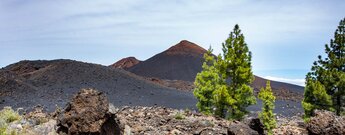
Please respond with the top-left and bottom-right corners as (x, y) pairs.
(258, 81), (276, 135)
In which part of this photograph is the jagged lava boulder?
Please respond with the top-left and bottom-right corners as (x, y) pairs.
(242, 117), (264, 135)
(57, 88), (119, 135)
(307, 110), (345, 135)
(228, 121), (259, 135)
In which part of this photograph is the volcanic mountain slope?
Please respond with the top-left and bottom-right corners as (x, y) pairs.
(123, 40), (304, 96)
(0, 70), (37, 98)
(1, 59), (303, 117)
(251, 76), (304, 100)
(0, 59), (196, 111)
(129, 40), (207, 81)
(110, 57), (141, 69)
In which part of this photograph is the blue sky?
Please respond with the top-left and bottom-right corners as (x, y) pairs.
(0, 0), (344, 86)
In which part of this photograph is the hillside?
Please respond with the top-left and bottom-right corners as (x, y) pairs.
(0, 59), (196, 111)
(128, 40), (207, 81)
(118, 40), (304, 98)
(0, 59), (304, 117)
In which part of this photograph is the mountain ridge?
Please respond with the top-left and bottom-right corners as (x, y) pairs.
(128, 40), (206, 81)
(116, 40), (304, 98)
(110, 57), (141, 69)
(112, 40), (304, 100)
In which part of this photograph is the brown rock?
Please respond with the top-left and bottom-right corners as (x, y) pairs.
(228, 121), (259, 135)
(57, 88), (119, 135)
(307, 110), (345, 135)
(273, 125), (307, 135)
(243, 117), (265, 135)
(25, 106), (49, 125)
(274, 115), (307, 135)
(115, 106), (231, 134)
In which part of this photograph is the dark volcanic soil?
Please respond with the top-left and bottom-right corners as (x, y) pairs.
(0, 59), (196, 111)
(0, 59), (303, 117)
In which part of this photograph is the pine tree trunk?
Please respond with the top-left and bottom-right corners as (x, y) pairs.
(216, 104), (225, 118)
(336, 95), (341, 116)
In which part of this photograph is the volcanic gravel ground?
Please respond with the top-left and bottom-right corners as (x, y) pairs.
(0, 60), (196, 112)
(0, 59), (302, 117)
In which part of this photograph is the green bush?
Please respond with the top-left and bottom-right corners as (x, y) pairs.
(0, 107), (21, 123)
(174, 111), (185, 120)
(258, 81), (276, 135)
(194, 47), (218, 115)
(0, 126), (6, 135)
(0, 107), (22, 135)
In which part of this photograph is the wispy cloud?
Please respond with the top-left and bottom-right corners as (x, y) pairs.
(264, 76), (305, 86)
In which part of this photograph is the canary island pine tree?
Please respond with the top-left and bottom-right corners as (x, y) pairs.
(194, 24), (256, 120)
(302, 17), (345, 117)
(212, 54), (233, 118)
(302, 75), (332, 119)
(194, 47), (219, 115)
(258, 81), (276, 135)
(220, 24), (256, 120)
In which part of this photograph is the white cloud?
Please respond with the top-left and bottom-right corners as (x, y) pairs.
(264, 76), (305, 86)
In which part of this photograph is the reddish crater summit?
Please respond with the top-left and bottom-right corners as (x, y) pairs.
(164, 40), (207, 56)
(110, 57), (141, 69)
(127, 40), (208, 81)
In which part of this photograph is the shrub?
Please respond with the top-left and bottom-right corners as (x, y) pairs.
(194, 47), (218, 115)
(174, 111), (185, 120)
(0, 107), (21, 123)
(0, 124), (6, 135)
(258, 81), (276, 135)
(0, 107), (21, 135)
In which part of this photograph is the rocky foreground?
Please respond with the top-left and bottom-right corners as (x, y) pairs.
(1, 89), (344, 135)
